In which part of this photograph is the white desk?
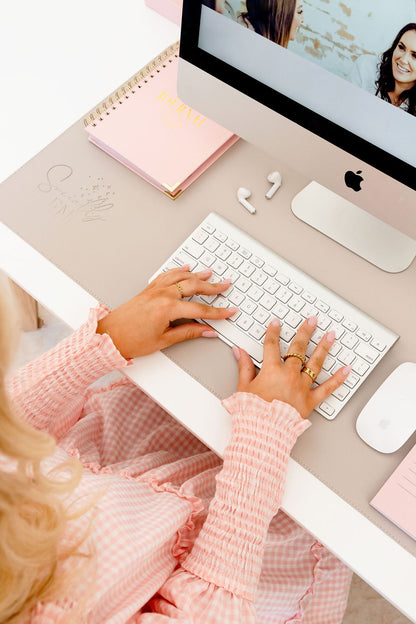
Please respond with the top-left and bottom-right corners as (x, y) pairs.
(1, 2), (415, 621)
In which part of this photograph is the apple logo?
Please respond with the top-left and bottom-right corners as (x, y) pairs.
(344, 170), (364, 192)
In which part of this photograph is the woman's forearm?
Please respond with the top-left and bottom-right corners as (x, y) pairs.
(182, 392), (310, 601)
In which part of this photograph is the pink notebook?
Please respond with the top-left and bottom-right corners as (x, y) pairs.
(84, 43), (238, 199)
(371, 443), (416, 541)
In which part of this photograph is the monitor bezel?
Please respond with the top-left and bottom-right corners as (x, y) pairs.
(180, 0), (415, 192)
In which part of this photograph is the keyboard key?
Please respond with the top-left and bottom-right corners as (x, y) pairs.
(319, 401), (335, 418)
(237, 314), (254, 331)
(216, 244), (232, 261)
(226, 238), (239, 251)
(311, 328), (325, 344)
(341, 333), (359, 350)
(192, 229), (209, 244)
(280, 326), (296, 342)
(253, 307), (270, 325)
(200, 251), (215, 267)
(264, 278), (279, 295)
(276, 287), (292, 304)
(228, 289), (245, 307)
(211, 260), (227, 275)
(370, 338), (387, 352)
(322, 355), (336, 372)
(235, 276), (251, 293)
(183, 241), (204, 259)
(213, 295), (229, 309)
(259, 293), (276, 310)
(333, 385), (350, 401)
(317, 314), (331, 331)
(288, 295), (305, 313)
(356, 329), (372, 341)
(263, 264), (277, 276)
(214, 231), (227, 242)
(344, 371), (360, 388)
(338, 349), (355, 366)
(343, 319), (358, 332)
(228, 252), (244, 269)
(329, 309), (343, 323)
(276, 273), (290, 285)
(174, 251), (197, 270)
(241, 298), (257, 315)
(329, 342), (342, 357)
(272, 302), (289, 320)
(289, 282), (303, 295)
(239, 247), (251, 259)
(302, 291), (316, 304)
(252, 270), (267, 286)
(285, 311), (303, 328)
(251, 256), (264, 268)
(247, 285), (263, 301)
(240, 261), (256, 278)
(249, 323), (266, 341)
(315, 300), (329, 313)
(201, 222), (215, 234)
(352, 358), (370, 376)
(204, 237), (220, 253)
(354, 342), (379, 364)
(199, 294), (216, 304)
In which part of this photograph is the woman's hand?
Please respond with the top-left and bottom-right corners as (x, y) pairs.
(232, 316), (351, 419)
(96, 265), (237, 359)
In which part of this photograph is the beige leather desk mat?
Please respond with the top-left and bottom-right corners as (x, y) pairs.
(1, 118), (415, 557)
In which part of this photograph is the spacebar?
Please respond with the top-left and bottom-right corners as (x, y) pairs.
(202, 318), (264, 365)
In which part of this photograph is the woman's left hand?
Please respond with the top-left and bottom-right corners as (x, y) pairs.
(96, 265), (237, 359)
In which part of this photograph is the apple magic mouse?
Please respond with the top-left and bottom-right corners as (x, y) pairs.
(356, 362), (416, 453)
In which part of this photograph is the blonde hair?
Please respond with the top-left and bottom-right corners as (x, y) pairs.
(0, 277), (92, 622)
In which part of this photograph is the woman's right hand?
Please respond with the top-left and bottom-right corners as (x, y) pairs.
(232, 316), (351, 419)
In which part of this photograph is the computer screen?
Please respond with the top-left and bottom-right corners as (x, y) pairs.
(178, 0), (416, 272)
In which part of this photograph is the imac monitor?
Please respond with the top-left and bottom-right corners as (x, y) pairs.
(178, 0), (416, 272)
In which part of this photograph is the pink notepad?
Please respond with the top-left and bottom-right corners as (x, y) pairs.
(85, 43), (238, 199)
(371, 443), (416, 541)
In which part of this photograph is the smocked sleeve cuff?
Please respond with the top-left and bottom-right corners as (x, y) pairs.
(6, 305), (131, 437)
(182, 392), (310, 601)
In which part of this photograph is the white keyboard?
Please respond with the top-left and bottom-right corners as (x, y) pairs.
(152, 212), (399, 420)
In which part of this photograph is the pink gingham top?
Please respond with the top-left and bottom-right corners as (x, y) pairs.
(7, 307), (352, 623)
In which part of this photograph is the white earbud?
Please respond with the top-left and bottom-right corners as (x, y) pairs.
(237, 187), (256, 214)
(265, 171), (282, 199)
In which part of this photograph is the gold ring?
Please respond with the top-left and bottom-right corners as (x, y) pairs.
(283, 353), (306, 364)
(175, 282), (185, 298)
(301, 366), (318, 382)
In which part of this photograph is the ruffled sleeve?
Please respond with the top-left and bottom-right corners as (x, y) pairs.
(5, 305), (130, 440)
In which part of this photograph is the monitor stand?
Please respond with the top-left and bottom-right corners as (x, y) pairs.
(292, 182), (416, 273)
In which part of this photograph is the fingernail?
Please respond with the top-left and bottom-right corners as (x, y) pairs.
(227, 306), (239, 315)
(180, 264), (190, 270)
(308, 315), (318, 327)
(326, 330), (336, 343)
(342, 365), (352, 376)
(232, 345), (240, 361)
(202, 330), (218, 338)
(199, 268), (212, 278)
(271, 318), (281, 327)
(221, 277), (233, 285)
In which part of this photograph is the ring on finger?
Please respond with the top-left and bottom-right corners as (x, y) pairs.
(283, 353), (306, 365)
(301, 365), (318, 383)
(175, 282), (185, 298)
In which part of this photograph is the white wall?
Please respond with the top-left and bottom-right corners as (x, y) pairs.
(291, 0), (416, 78)
(226, 0), (416, 78)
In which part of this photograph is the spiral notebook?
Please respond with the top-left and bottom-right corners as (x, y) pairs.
(84, 42), (238, 199)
